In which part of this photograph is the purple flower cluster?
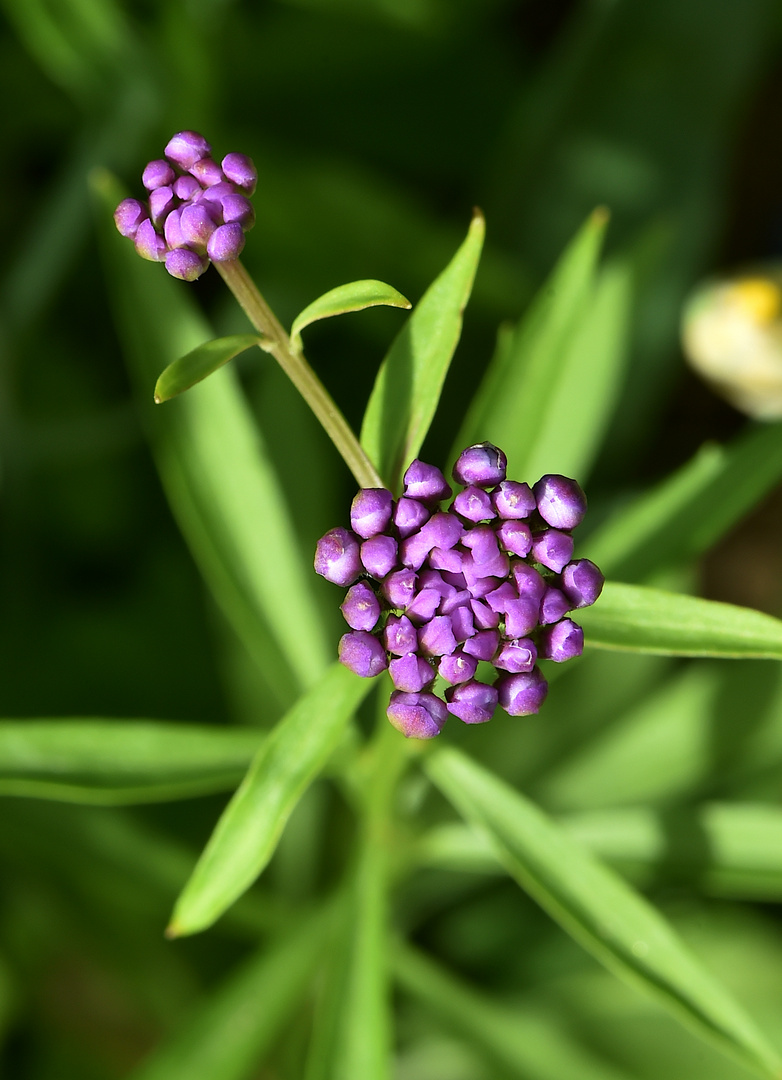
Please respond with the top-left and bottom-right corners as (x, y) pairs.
(113, 131), (256, 282)
(314, 442), (604, 739)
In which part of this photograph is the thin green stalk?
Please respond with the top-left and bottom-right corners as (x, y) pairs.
(216, 260), (385, 489)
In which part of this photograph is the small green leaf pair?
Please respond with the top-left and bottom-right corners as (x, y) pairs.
(153, 280), (412, 404)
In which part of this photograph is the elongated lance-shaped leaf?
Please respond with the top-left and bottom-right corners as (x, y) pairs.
(361, 210), (485, 490)
(168, 663), (372, 937)
(0, 720), (262, 804)
(154, 334), (263, 403)
(93, 171), (329, 707)
(584, 421), (782, 581)
(453, 207), (607, 479)
(289, 279), (411, 351)
(131, 905), (333, 1080)
(426, 747), (782, 1080)
(579, 582), (782, 658)
(394, 942), (638, 1080)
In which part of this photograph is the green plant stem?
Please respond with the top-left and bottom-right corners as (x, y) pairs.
(216, 259), (385, 489)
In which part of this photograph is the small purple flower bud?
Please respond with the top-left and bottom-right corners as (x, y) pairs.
(540, 586), (570, 625)
(173, 174), (202, 201)
(492, 481), (536, 519)
(420, 512), (464, 551)
(511, 563), (546, 604)
(314, 527), (362, 586)
(387, 691), (447, 739)
(440, 588), (470, 615)
(445, 680), (498, 725)
(165, 248), (209, 281)
(221, 192), (256, 230)
(462, 629), (500, 661)
(384, 614), (417, 655)
(452, 442), (507, 488)
(340, 582), (381, 631)
(533, 475), (587, 531)
(461, 524), (500, 565)
(561, 559), (605, 608)
(428, 546), (464, 574)
(470, 599), (500, 630)
(418, 615), (458, 658)
(134, 219), (167, 262)
(449, 603), (475, 642)
(393, 497), (430, 538)
(143, 159), (176, 190)
(382, 569), (417, 609)
(438, 649), (478, 685)
(495, 668), (548, 716)
(405, 588), (441, 624)
(179, 202), (218, 250)
(453, 486), (496, 523)
(495, 638), (537, 673)
(148, 185), (176, 227)
(350, 488), (394, 539)
(485, 581), (517, 614)
(399, 531), (433, 571)
(114, 198), (148, 239)
(419, 570), (456, 602)
(389, 652), (435, 692)
(360, 535), (398, 579)
(339, 631), (388, 678)
(462, 550), (509, 588)
(190, 156), (224, 187)
(403, 459), (452, 503)
(496, 520), (532, 558)
(197, 181), (234, 208)
(539, 618), (584, 662)
(163, 207), (187, 249)
(503, 597), (540, 638)
(222, 152), (258, 194)
(531, 529), (574, 573)
(165, 131), (212, 170)
(207, 222), (246, 262)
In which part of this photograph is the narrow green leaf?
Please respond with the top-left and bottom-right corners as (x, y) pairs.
(394, 943), (638, 1080)
(131, 906), (331, 1080)
(454, 207), (608, 478)
(0, 720), (261, 805)
(585, 422), (782, 581)
(426, 747), (782, 1080)
(93, 171), (329, 706)
(168, 663), (372, 937)
(290, 279), (411, 350)
(361, 210), (485, 489)
(562, 803), (782, 902)
(154, 334), (262, 403)
(580, 582), (782, 658)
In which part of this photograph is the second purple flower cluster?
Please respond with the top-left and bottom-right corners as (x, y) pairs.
(315, 442), (603, 739)
(114, 131), (256, 282)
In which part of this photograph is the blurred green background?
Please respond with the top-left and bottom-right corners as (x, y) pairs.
(3, 0), (782, 1076)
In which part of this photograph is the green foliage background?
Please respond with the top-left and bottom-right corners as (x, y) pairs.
(3, 0), (782, 1077)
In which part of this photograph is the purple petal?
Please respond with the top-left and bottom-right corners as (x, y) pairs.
(383, 614), (418, 656)
(531, 529), (574, 573)
(403, 459), (452, 503)
(340, 582), (381, 631)
(496, 520), (532, 558)
(338, 631), (388, 678)
(453, 486), (496, 523)
(165, 248), (209, 281)
(114, 198), (148, 239)
(207, 222), (245, 262)
(495, 638), (537, 673)
(393, 497), (430, 538)
(418, 615), (458, 658)
(389, 652), (435, 692)
(360, 534), (398, 579)
(539, 618), (584, 662)
(165, 131), (212, 170)
(142, 159), (176, 190)
(561, 559), (605, 608)
(314, 527), (362, 586)
(445, 680), (498, 724)
(387, 691), (447, 739)
(221, 152), (258, 194)
(438, 649), (478, 685)
(495, 668), (548, 715)
(350, 488), (394, 539)
(381, 569), (418, 609)
(533, 474), (587, 531)
(492, 481), (536, 519)
(452, 442), (507, 488)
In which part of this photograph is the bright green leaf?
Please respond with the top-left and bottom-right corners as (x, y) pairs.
(579, 582), (782, 658)
(453, 207), (608, 479)
(168, 663), (372, 937)
(585, 422), (782, 581)
(154, 334), (262, 403)
(131, 906), (332, 1080)
(426, 747), (782, 1079)
(361, 210), (485, 489)
(0, 720), (262, 805)
(290, 280), (411, 350)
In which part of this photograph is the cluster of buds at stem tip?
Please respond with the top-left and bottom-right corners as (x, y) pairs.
(315, 442), (604, 739)
(113, 131), (257, 281)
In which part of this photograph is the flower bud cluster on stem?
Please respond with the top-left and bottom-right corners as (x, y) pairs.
(114, 130), (257, 281)
(315, 442), (604, 739)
